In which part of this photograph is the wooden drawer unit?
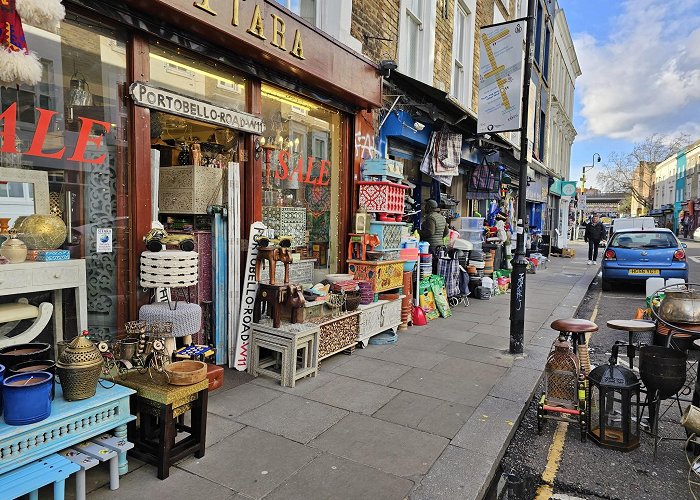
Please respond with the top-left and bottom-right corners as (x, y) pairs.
(0, 269), (27, 289)
(357, 297), (403, 347)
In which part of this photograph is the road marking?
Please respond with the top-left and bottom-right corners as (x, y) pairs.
(689, 256), (700, 263)
(536, 294), (601, 499)
(535, 421), (568, 499)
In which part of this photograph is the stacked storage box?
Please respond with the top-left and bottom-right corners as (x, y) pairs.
(457, 217), (484, 251)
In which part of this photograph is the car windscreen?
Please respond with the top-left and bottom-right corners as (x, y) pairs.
(609, 232), (678, 249)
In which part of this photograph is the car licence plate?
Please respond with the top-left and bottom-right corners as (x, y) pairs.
(628, 269), (660, 275)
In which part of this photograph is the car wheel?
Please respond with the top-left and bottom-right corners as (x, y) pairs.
(602, 278), (612, 292)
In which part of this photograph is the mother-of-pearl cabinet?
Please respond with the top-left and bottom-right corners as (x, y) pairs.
(356, 297), (403, 348)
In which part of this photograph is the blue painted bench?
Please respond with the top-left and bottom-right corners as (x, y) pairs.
(0, 453), (80, 500)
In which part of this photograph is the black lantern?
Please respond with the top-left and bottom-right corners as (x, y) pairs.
(587, 346), (641, 451)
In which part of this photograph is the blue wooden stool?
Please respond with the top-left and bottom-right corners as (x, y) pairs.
(0, 453), (80, 500)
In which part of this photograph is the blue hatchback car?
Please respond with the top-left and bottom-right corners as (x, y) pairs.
(601, 228), (688, 291)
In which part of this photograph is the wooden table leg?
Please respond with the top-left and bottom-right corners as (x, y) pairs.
(192, 387), (208, 459)
(157, 404), (175, 479)
(114, 423), (130, 475)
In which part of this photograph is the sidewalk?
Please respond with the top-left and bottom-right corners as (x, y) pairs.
(84, 241), (598, 500)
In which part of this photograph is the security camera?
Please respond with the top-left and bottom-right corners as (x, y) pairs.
(413, 121), (425, 131)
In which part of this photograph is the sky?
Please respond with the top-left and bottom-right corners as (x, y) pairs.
(558, 0), (700, 189)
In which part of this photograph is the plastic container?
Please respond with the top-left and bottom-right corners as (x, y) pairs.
(458, 229), (483, 243)
(2, 371), (53, 425)
(459, 217), (484, 230)
(646, 278), (665, 298)
(403, 260), (417, 272)
(400, 248), (419, 260)
(418, 241), (430, 254)
(482, 276), (494, 291)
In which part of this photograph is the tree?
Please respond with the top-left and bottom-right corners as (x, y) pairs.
(597, 133), (689, 211)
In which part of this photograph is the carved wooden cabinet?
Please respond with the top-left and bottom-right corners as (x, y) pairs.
(356, 297), (403, 348)
(159, 166), (223, 214)
(309, 311), (360, 360)
(347, 259), (404, 295)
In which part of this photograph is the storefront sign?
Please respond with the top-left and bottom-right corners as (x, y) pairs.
(273, 151), (331, 186)
(129, 82), (265, 134)
(477, 20), (525, 134)
(233, 221), (271, 371)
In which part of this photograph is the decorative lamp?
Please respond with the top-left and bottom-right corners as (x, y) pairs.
(587, 344), (641, 451)
(354, 207), (370, 234)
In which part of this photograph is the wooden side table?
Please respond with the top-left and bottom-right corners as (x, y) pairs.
(117, 373), (208, 479)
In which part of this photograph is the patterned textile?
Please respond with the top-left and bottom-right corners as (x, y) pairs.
(437, 257), (460, 298)
(435, 130), (461, 174)
(467, 158), (501, 200)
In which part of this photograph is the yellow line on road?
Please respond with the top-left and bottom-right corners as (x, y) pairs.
(535, 290), (601, 498)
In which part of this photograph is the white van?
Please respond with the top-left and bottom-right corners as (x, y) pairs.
(609, 217), (656, 238)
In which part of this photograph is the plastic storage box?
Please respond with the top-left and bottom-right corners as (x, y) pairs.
(369, 221), (405, 250)
(459, 217), (484, 230)
(358, 181), (409, 214)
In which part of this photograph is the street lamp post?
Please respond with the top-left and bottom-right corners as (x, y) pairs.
(575, 153), (601, 238)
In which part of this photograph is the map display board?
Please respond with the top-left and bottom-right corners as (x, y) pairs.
(477, 20), (525, 134)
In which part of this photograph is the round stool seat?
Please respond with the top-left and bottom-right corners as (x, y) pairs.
(551, 318), (598, 334)
(606, 319), (656, 332)
(139, 302), (202, 337)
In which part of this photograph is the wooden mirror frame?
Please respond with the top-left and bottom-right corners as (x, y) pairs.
(0, 167), (50, 215)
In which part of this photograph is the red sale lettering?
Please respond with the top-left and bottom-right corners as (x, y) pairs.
(303, 156), (315, 184)
(275, 150), (290, 180)
(26, 108), (65, 159)
(0, 103), (18, 153)
(67, 117), (111, 163)
(317, 159), (331, 186)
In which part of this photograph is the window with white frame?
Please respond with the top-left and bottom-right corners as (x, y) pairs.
(274, 0), (317, 26)
(451, 0), (475, 107)
(398, 0), (437, 84)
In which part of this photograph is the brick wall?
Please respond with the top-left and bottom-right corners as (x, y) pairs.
(351, 0), (400, 64)
(433, 0), (454, 92)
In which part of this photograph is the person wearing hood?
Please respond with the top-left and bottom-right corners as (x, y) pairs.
(419, 199), (448, 253)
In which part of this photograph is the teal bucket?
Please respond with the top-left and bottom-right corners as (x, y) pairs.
(2, 371), (53, 426)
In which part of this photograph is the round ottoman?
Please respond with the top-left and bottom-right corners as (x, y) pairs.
(139, 302), (202, 338)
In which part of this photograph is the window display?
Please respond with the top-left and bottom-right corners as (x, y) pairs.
(0, 16), (129, 341)
(260, 84), (341, 279)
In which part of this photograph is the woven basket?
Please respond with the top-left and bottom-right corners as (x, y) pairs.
(345, 292), (361, 311)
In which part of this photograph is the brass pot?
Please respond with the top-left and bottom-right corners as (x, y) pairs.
(0, 231), (27, 263)
(658, 290), (700, 325)
(56, 335), (103, 401)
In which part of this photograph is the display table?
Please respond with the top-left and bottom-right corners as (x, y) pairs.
(0, 383), (135, 477)
(0, 259), (88, 352)
(356, 297), (403, 348)
(308, 310), (361, 360)
(117, 372), (208, 479)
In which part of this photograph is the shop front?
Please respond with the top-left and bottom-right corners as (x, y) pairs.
(1, 0), (381, 356)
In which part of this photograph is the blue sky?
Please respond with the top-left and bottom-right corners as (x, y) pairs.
(559, 0), (700, 188)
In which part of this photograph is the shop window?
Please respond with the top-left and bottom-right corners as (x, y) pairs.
(398, 0), (436, 84)
(0, 18), (129, 341)
(451, 0), (475, 108)
(260, 83), (342, 279)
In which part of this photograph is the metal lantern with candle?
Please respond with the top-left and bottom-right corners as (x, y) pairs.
(587, 344), (641, 451)
(56, 331), (103, 401)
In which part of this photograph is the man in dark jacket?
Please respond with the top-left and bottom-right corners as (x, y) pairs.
(419, 199), (449, 252)
(584, 213), (606, 264)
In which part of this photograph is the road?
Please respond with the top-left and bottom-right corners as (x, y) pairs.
(491, 240), (700, 500)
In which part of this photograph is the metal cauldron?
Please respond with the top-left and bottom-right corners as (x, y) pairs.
(639, 345), (687, 399)
(657, 289), (700, 325)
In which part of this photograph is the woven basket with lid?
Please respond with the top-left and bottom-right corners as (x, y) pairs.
(56, 333), (103, 401)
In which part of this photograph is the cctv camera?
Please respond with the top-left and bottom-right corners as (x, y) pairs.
(413, 121), (425, 131)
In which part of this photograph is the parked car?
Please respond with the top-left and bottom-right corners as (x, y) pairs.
(601, 228), (688, 291)
(693, 227), (700, 242)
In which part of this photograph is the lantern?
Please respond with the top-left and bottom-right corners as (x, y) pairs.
(587, 347), (641, 451)
(354, 207), (370, 234)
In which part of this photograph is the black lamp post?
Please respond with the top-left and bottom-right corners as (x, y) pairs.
(587, 345), (641, 451)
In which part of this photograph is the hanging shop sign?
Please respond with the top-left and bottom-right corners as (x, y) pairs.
(129, 82), (265, 134)
(477, 19), (525, 134)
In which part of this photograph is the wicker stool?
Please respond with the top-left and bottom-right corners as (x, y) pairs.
(139, 302), (202, 346)
(249, 323), (320, 388)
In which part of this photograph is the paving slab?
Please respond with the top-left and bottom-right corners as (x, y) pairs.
(236, 394), (348, 444)
(328, 355), (412, 385)
(436, 341), (514, 368)
(265, 453), (414, 500)
(466, 332), (511, 350)
(89, 464), (235, 500)
(310, 413), (448, 478)
(208, 383), (281, 419)
(512, 344), (551, 371)
(410, 445), (496, 500)
(204, 412), (246, 446)
(305, 375), (401, 414)
(180, 426), (318, 499)
(373, 391), (475, 439)
(390, 365), (501, 406)
(369, 345), (449, 369)
(391, 333), (451, 352)
(353, 342), (396, 357)
(417, 323), (480, 343)
(249, 369), (339, 396)
(488, 365), (543, 404)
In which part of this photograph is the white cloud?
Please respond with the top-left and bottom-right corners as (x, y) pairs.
(573, 0), (700, 141)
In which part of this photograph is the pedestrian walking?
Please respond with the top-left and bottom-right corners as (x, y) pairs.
(683, 217), (689, 238)
(584, 213), (606, 264)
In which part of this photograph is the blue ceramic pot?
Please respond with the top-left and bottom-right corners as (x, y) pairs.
(8, 360), (56, 400)
(2, 371), (53, 426)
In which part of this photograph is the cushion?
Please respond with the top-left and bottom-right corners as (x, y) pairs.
(138, 302), (202, 337)
(0, 303), (40, 322)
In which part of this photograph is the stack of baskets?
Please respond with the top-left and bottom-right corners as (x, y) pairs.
(419, 253), (432, 280)
(483, 250), (495, 275)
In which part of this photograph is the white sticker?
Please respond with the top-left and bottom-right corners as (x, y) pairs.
(96, 228), (113, 253)
(516, 226), (524, 234)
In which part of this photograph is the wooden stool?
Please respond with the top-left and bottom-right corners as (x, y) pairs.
(249, 338), (291, 386)
(249, 323), (320, 388)
(348, 233), (380, 260)
(118, 373), (208, 480)
(0, 453), (80, 500)
(607, 319), (656, 369)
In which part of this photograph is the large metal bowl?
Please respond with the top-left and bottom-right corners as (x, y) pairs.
(658, 290), (700, 324)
